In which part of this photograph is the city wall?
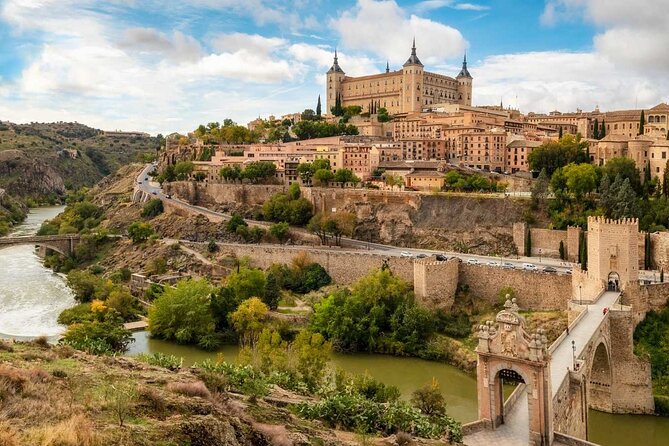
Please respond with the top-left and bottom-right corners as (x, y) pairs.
(164, 182), (287, 208)
(459, 263), (573, 310)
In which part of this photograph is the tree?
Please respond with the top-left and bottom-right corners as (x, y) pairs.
(263, 271), (281, 310)
(105, 288), (139, 321)
(640, 110), (645, 135)
(411, 378), (446, 416)
(603, 157), (641, 194)
(62, 316), (133, 354)
(593, 119), (599, 139)
(226, 267), (266, 302)
(600, 119), (606, 139)
(209, 286), (241, 332)
(241, 161), (277, 183)
(527, 135), (589, 176)
(226, 213), (247, 233)
(313, 168), (334, 185)
(173, 161), (194, 180)
(297, 163), (314, 184)
(269, 222), (290, 243)
(231, 297), (269, 343)
(219, 165), (241, 182)
(530, 168), (550, 207)
(331, 93), (344, 116)
(558, 126), (563, 139)
(67, 270), (103, 303)
(664, 160), (669, 197)
(312, 159), (331, 172)
(333, 168), (360, 186)
(559, 240), (565, 260)
(148, 279), (217, 348)
(141, 199), (164, 218)
(645, 232), (652, 270)
(579, 231), (588, 270)
(316, 95), (322, 118)
(525, 229), (532, 257)
(377, 107), (390, 123)
(127, 221), (154, 243)
(563, 163), (597, 200)
(301, 109), (317, 121)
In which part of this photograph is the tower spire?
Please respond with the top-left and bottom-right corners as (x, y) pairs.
(328, 47), (344, 74)
(457, 51), (472, 78)
(403, 37), (423, 67)
(386, 60), (390, 73)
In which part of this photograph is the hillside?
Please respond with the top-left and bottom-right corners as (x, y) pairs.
(0, 121), (160, 198)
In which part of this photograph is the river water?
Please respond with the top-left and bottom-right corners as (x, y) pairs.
(2, 208), (669, 444)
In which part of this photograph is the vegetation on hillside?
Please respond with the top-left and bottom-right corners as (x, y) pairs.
(0, 192), (27, 235)
(634, 307), (669, 415)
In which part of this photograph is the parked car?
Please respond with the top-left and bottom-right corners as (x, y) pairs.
(522, 263), (537, 271)
(400, 251), (413, 258)
(467, 258), (479, 265)
(165, 194), (172, 199)
(502, 262), (515, 269)
(416, 253), (428, 259)
(487, 260), (500, 267)
(563, 269), (572, 275)
(436, 254), (448, 261)
(542, 266), (557, 273)
(151, 191), (157, 195)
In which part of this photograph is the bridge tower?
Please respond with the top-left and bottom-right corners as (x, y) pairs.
(586, 217), (638, 291)
(475, 297), (553, 445)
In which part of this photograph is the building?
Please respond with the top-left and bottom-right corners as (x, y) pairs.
(505, 139), (542, 173)
(326, 40), (473, 116)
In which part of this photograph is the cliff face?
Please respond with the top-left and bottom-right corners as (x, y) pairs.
(0, 149), (65, 198)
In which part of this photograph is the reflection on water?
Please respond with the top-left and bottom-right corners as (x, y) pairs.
(0, 206), (75, 338)
(128, 331), (669, 444)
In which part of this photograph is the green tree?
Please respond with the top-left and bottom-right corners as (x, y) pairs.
(313, 168), (334, 185)
(411, 378), (446, 416)
(301, 108), (317, 121)
(173, 161), (194, 180)
(593, 118), (599, 139)
(559, 240), (565, 260)
(210, 286), (241, 332)
(241, 161), (277, 183)
(563, 163), (596, 200)
(377, 107), (390, 123)
(127, 221), (154, 243)
(269, 222), (290, 242)
(105, 288), (139, 321)
(62, 316), (133, 355)
(231, 297), (269, 343)
(640, 110), (645, 135)
(219, 165), (241, 182)
(226, 267), (266, 301)
(312, 159), (331, 171)
(600, 119), (606, 139)
(645, 232), (652, 270)
(316, 95), (322, 118)
(297, 163), (315, 183)
(603, 157), (641, 194)
(333, 168), (360, 186)
(226, 213), (247, 233)
(531, 168), (550, 208)
(148, 279), (217, 348)
(67, 270), (103, 303)
(263, 271), (281, 310)
(141, 199), (164, 218)
(527, 134), (589, 176)
(525, 229), (532, 257)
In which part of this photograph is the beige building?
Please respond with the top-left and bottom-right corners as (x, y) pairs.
(327, 40), (472, 116)
(505, 139), (542, 173)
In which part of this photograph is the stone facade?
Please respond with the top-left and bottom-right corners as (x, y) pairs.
(413, 258), (459, 310)
(326, 41), (472, 116)
(587, 217), (638, 289)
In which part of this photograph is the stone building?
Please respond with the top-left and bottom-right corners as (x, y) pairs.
(326, 40), (472, 116)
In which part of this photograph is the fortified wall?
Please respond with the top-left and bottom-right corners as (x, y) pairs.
(163, 182), (286, 208)
(211, 243), (573, 312)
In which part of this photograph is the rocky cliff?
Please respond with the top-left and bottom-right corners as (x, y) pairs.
(0, 149), (65, 198)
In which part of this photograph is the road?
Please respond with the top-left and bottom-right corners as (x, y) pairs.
(135, 164), (662, 281)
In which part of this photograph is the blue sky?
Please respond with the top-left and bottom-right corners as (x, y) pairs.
(0, 0), (667, 134)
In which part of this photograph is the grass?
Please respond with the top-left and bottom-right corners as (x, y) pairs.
(166, 381), (211, 398)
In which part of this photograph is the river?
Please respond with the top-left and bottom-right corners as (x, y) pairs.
(2, 207), (669, 445)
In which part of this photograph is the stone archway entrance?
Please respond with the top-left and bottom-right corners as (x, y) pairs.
(588, 342), (612, 412)
(475, 298), (553, 445)
(607, 272), (620, 291)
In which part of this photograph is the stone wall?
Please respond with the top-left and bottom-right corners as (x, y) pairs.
(413, 258), (459, 310)
(650, 231), (669, 269)
(512, 223), (579, 261)
(608, 310), (655, 414)
(552, 372), (587, 440)
(512, 222), (526, 255)
(459, 264), (573, 310)
(216, 244), (416, 285)
(571, 268), (604, 303)
(164, 181), (286, 208)
(301, 186), (421, 216)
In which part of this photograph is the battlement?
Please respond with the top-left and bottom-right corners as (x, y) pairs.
(588, 216), (639, 228)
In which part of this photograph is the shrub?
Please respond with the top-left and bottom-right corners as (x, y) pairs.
(226, 268), (266, 301)
(269, 222), (290, 243)
(226, 213), (247, 233)
(230, 297), (269, 343)
(411, 379), (446, 416)
(61, 317), (134, 354)
(32, 335), (50, 348)
(148, 279), (217, 348)
(141, 199), (164, 218)
(167, 381), (211, 398)
(0, 340), (14, 352)
(146, 257), (168, 276)
(25, 414), (99, 446)
(138, 385), (166, 415)
(105, 383), (137, 427)
(207, 238), (218, 253)
(135, 352), (183, 371)
(66, 270), (103, 303)
(128, 221), (154, 243)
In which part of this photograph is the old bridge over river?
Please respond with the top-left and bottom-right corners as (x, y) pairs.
(0, 234), (81, 256)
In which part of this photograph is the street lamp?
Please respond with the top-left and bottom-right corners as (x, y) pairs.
(572, 340), (576, 371)
(579, 284), (582, 306)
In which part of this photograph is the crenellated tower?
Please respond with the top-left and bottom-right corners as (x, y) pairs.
(456, 52), (473, 106)
(401, 38), (424, 113)
(326, 49), (345, 115)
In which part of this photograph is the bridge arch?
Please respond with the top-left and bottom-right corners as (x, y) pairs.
(587, 340), (612, 412)
(607, 272), (620, 291)
(0, 242), (67, 256)
(488, 362), (532, 428)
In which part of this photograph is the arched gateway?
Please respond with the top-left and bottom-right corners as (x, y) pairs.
(475, 298), (553, 445)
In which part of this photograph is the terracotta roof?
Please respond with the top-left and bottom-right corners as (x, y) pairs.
(649, 103), (669, 112)
(507, 140), (542, 148)
(405, 171), (444, 178)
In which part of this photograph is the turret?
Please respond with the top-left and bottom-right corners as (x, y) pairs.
(326, 49), (345, 115)
(456, 53), (473, 106)
(401, 38), (424, 113)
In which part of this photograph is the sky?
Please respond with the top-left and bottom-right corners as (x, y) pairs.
(1, 0), (668, 135)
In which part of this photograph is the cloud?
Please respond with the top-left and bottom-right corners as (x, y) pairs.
(118, 28), (204, 63)
(541, 0), (669, 72)
(472, 51), (666, 113)
(331, 0), (467, 65)
(415, 0), (489, 13)
(288, 43), (380, 77)
(211, 33), (287, 56)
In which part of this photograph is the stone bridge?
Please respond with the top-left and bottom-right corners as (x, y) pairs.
(0, 235), (81, 256)
(464, 217), (655, 446)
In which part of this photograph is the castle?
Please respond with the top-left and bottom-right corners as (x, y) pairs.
(326, 39), (473, 116)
